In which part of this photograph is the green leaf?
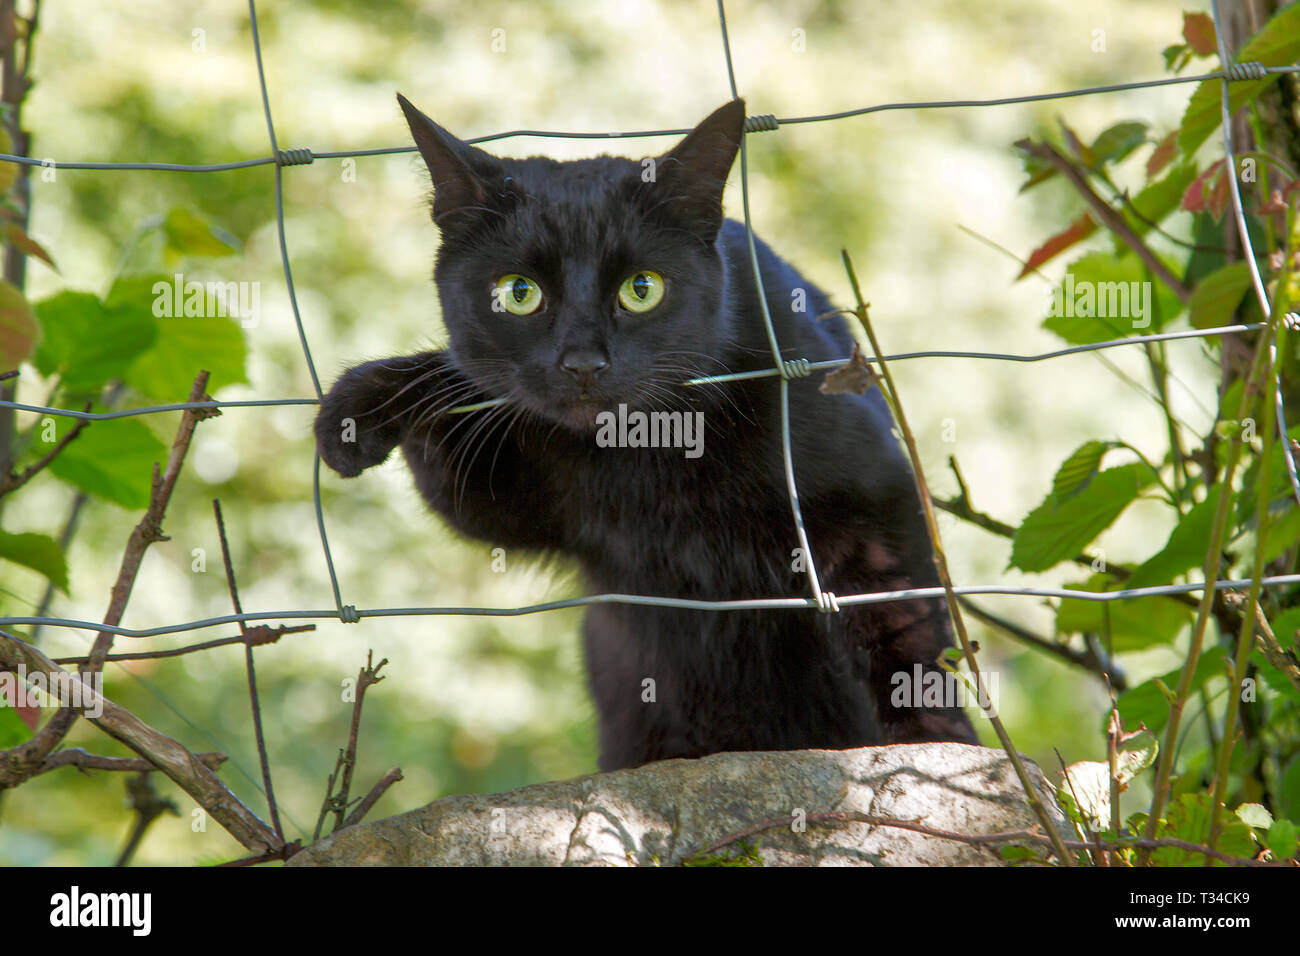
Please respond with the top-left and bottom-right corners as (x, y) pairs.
(1267, 607), (1300, 649)
(1043, 251), (1182, 343)
(1089, 122), (1148, 167)
(1119, 728), (1159, 779)
(1056, 573), (1192, 651)
(48, 417), (166, 509)
(1162, 44), (1192, 74)
(0, 705), (29, 747)
(0, 279), (39, 370)
(1235, 802), (1273, 829)
(998, 844), (1040, 862)
(162, 208), (239, 260)
(1121, 161), (1198, 238)
(0, 531), (69, 593)
(1018, 147), (1057, 193)
(1234, 425), (1300, 523)
(1281, 757), (1300, 819)
(1115, 647), (1226, 734)
(1267, 818), (1297, 859)
(1127, 488), (1223, 589)
(108, 276), (248, 401)
(1187, 261), (1253, 329)
(1179, 3), (1300, 157)
(1011, 463), (1154, 572)
(1256, 504), (1300, 565)
(1052, 440), (1116, 501)
(33, 291), (157, 393)
(1152, 792), (1256, 865)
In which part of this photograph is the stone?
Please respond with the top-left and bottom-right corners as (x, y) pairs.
(288, 742), (1067, 867)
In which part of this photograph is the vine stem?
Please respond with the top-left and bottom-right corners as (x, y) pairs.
(1207, 326), (1277, 858)
(1141, 304), (1280, 859)
(840, 249), (1074, 866)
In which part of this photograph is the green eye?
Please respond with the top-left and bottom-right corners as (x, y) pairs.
(618, 270), (665, 313)
(494, 274), (543, 315)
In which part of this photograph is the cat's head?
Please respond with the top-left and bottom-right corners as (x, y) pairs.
(398, 94), (745, 432)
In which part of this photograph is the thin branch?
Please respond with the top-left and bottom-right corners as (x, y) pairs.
(38, 747), (226, 776)
(51, 624), (313, 665)
(0, 401), (91, 497)
(0, 372), (217, 787)
(0, 628), (279, 853)
(333, 651), (386, 835)
(213, 497), (284, 844)
(1230, 596), (1300, 692)
(341, 766), (403, 829)
(840, 249), (1074, 865)
(115, 771), (177, 867)
(1016, 139), (1192, 302)
(216, 841), (302, 868)
(315, 651), (388, 840)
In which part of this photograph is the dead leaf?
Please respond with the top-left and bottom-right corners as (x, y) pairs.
(819, 343), (880, 395)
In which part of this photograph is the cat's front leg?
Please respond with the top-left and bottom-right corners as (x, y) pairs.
(315, 351), (456, 477)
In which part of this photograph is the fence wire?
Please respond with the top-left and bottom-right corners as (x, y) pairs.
(3, 0), (1300, 642)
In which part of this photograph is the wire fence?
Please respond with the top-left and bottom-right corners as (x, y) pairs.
(3, 0), (1300, 643)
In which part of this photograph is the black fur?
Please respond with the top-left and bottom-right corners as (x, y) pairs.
(315, 95), (978, 771)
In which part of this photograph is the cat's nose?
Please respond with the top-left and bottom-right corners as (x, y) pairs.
(560, 349), (610, 379)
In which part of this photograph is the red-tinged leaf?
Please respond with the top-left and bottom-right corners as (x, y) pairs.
(1181, 159), (1226, 213)
(1209, 164), (1231, 222)
(1183, 12), (1217, 56)
(1146, 130), (1179, 178)
(4, 223), (56, 271)
(0, 279), (39, 368)
(1059, 121), (1095, 166)
(17, 700), (40, 731)
(1019, 214), (1097, 279)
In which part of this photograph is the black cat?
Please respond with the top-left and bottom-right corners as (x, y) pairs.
(315, 95), (978, 771)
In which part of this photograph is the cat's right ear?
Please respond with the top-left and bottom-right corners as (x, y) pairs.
(651, 99), (746, 243)
(397, 93), (503, 228)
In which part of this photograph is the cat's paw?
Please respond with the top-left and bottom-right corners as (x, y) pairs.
(314, 367), (406, 477)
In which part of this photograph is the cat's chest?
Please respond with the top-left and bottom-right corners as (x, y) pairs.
(540, 441), (793, 589)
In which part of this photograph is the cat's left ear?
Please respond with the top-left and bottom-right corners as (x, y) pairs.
(397, 93), (507, 230)
(653, 99), (746, 242)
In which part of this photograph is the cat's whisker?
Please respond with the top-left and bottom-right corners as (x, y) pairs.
(449, 402), (517, 512)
